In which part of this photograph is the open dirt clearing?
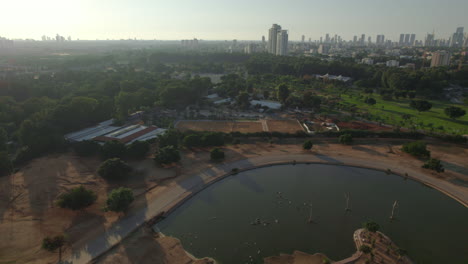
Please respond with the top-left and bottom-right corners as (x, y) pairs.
(175, 119), (304, 133)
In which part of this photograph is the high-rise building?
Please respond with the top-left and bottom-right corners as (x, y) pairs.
(399, 34), (405, 45)
(276, 30), (289, 56)
(353, 36), (357, 43)
(451, 27), (464, 47)
(360, 34), (365, 45)
(404, 34), (410, 45)
(368, 36), (372, 44)
(425, 33), (435, 47)
(268, 24), (282, 54)
(325, 33), (330, 43)
(301, 35), (305, 43)
(262, 36), (265, 43)
(431, 51), (451, 67)
(410, 34), (416, 46)
(318, 44), (330, 55)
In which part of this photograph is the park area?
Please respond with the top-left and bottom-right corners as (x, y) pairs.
(340, 94), (468, 135)
(175, 120), (304, 134)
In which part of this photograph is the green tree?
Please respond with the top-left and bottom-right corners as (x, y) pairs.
(0, 151), (12, 176)
(210, 148), (225, 161)
(72, 140), (101, 157)
(444, 106), (466, 119)
(126, 140), (150, 159)
(339, 134), (353, 145)
(97, 158), (132, 180)
(365, 97), (376, 106)
(42, 235), (66, 262)
(202, 132), (225, 146)
(183, 134), (203, 148)
(106, 187), (134, 212)
(410, 100), (432, 113)
(302, 140), (313, 150)
(101, 140), (126, 159)
(237, 92), (250, 110)
(154, 145), (181, 165)
(359, 245), (372, 254)
(402, 141), (430, 158)
(363, 221), (380, 232)
(56, 186), (97, 210)
(0, 128), (7, 151)
(422, 158), (445, 172)
(158, 129), (180, 148)
(277, 83), (290, 103)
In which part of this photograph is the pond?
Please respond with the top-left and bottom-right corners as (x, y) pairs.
(156, 164), (468, 264)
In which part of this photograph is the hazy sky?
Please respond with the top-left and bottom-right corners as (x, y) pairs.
(2, 0), (467, 41)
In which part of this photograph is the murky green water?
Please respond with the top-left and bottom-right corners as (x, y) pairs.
(156, 164), (468, 264)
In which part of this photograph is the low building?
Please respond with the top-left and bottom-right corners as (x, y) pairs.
(250, 100), (282, 110)
(361, 58), (374, 65)
(64, 120), (166, 145)
(386, 60), (399, 67)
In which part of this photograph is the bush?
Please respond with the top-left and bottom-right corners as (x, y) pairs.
(101, 140), (126, 159)
(359, 245), (372, 254)
(339, 133), (353, 145)
(202, 132), (225, 146)
(73, 140), (101, 157)
(106, 187), (134, 212)
(56, 186), (97, 210)
(444, 106), (466, 119)
(183, 134), (203, 148)
(42, 235), (65, 252)
(210, 148), (225, 161)
(410, 100), (432, 112)
(154, 145), (181, 165)
(126, 140), (150, 159)
(363, 221), (380, 232)
(302, 140), (313, 150)
(422, 158), (445, 172)
(365, 97), (376, 105)
(97, 158), (132, 180)
(401, 141), (430, 158)
(158, 129), (180, 148)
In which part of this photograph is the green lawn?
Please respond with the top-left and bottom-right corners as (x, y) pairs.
(339, 93), (468, 135)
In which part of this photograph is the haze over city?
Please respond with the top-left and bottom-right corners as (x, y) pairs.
(3, 0), (468, 40)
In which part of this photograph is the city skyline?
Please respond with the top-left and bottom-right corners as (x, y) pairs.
(2, 0), (467, 41)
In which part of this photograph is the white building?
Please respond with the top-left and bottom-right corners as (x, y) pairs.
(361, 58), (374, 65)
(386, 60), (400, 67)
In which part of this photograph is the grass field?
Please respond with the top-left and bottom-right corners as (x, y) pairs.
(340, 93), (468, 135)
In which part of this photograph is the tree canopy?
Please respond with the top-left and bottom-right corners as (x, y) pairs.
(106, 187), (134, 212)
(97, 158), (132, 180)
(56, 186), (97, 210)
(444, 106), (466, 119)
(154, 145), (181, 165)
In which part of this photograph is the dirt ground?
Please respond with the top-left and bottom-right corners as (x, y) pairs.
(175, 119), (305, 133)
(0, 139), (467, 264)
(93, 227), (214, 264)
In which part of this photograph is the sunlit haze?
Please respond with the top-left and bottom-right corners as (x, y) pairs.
(3, 0), (468, 40)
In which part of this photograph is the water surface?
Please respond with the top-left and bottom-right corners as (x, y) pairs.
(157, 164), (468, 264)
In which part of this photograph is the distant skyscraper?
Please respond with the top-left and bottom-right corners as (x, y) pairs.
(404, 34), (410, 45)
(360, 34), (365, 45)
(431, 51), (451, 67)
(353, 36), (357, 43)
(262, 35), (265, 43)
(276, 30), (289, 56)
(368, 36), (371, 44)
(268, 24), (282, 54)
(399, 34), (405, 45)
(451, 27), (464, 47)
(425, 33), (435, 47)
(325, 33), (330, 43)
(301, 35), (305, 43)
(410, 34), (416, 46)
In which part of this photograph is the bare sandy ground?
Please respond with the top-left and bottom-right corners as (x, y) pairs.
(0, 139), (467, 263)
(93, 227), (214, 264)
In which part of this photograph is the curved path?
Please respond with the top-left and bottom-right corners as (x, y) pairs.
(66, 153), (468, 264)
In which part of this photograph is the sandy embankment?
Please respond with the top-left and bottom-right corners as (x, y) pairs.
(0, 139), (467, 263)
